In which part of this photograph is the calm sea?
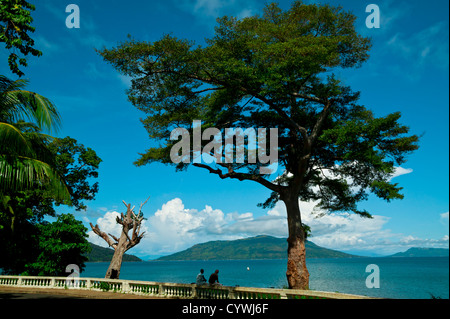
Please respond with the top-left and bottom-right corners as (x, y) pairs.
(82, 257), (449, 299)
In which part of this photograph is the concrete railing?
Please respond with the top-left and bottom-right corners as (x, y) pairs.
(0, 275), (373, 299)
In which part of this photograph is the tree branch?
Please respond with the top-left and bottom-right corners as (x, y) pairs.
(89, 223), (118, 249)
(137, 196), (150, 216)
(290, 92), (324, 104)
(310, 99), (333, 145)
(193, 163), (284, 193)
(108, 233), (119, 242)
(239, 89), (310, 142)
(192, 86), (226, 94)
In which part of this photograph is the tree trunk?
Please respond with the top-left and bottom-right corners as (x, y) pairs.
(103, 211), (132, 279)
(105, 242), (126, 279)
(282, 192), (309, 289)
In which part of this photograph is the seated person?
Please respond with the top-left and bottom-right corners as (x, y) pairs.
(196, 269), (207, 285)
(208, 269), (221, 286)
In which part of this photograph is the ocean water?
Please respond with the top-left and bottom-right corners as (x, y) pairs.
(82, 257), (449, 299)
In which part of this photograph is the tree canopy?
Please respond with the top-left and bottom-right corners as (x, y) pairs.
(99, 1), (418, 217)
(98, 1), (419, 288)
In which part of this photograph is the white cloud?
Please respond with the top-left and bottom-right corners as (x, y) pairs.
(34, 35), (62, 56)
(88, 210), (150, 251)
(88, 197), (448, 258)
(117, 74), (132, 88)
(379, 0), (411, 32)
(389, 166), (413, 181)
(142, 198), (287, 254)
(192, 0), (227, 17)
(178, 0), (256, 25)
(267, 199), (396, 254)
(88, 198), (286, 257)
(387, 21), (449, 70)
(440, 212), (449, 225)
(88, 211), (122, 247)
(398, 235), (449, 247)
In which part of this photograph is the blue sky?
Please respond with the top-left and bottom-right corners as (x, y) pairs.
(1, 0), (448, 259)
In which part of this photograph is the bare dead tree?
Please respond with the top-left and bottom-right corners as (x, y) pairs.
(90, 197), (149, 279)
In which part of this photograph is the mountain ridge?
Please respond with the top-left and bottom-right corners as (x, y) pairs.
(86, 242), (142, 262)
(388, 247), (449, 258)
(156, 235), (359, 261)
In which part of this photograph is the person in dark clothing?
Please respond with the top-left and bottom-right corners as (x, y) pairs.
(208, 269), (221, 285)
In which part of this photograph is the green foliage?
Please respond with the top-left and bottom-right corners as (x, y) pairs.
(99, 281), (111, 291)
(0, 136), (101, 275)
(23, 213), (91, 276)
(47, 136), (102, 211)
(0, 75), (69, 201)
(0, 76), (61, 132)
(0, 0), (42, 77)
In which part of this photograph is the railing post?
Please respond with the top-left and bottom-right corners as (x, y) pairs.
(17, 277), (23, 287)
(228, 287), (236, 299)
(122, 281), (130, 293)
(158, 284), (165, 297)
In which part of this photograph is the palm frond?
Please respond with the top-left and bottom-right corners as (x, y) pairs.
(0, 75), (61, 133)
(0, 75), (69, 203)
(0, 122), (35, 157)
(0, 155), (71, 204)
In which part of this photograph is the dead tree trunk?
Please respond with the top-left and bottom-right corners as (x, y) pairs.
(90, 198), (148, 279)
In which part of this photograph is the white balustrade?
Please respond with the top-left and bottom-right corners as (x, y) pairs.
(0, 275), (373, 299)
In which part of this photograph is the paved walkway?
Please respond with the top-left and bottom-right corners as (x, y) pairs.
(0, 286), (163, 299)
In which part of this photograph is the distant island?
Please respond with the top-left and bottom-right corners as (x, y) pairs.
(156, 235), (358, 261)
(86, 243), (142, 262)
(388, 247), (449, 258)
(155, 235), (450, 261)
(86, 237), (449, 262)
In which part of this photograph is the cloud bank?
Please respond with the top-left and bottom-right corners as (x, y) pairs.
(88, 196), (448, 259)
(87, 165), (447, 258)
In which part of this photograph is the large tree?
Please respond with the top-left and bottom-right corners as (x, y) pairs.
(98, 1), (419, 289)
